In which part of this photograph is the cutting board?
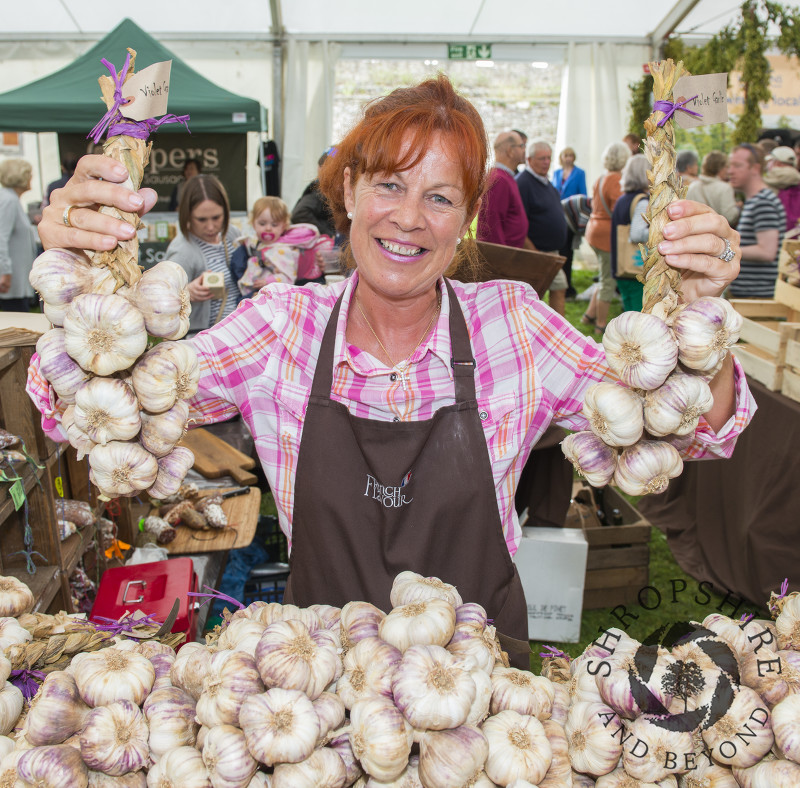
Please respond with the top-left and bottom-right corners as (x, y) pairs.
(180, 427), (259, 486)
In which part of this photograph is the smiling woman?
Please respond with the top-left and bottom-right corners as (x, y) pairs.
(30, 74), (754, 668)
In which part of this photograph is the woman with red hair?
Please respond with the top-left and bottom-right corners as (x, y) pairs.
(34, 76), (750, 666)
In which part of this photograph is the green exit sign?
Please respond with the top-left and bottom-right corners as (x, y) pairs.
(448, 43), (492, 60)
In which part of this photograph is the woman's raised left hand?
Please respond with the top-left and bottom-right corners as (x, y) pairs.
(657, 199), (740, 304)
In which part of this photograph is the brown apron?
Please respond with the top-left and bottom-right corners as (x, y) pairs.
(284, 279), (531, 668)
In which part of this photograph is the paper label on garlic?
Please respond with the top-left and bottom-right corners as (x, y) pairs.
(671, 73), (728, 128)
(122, 61), (172, 121)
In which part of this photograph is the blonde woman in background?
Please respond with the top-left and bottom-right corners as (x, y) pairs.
(581, 141), (630, 334)
(686, 151), (739, 227)
(0, 159), (37, 312)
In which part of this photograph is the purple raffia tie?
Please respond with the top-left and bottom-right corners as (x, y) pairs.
(653, 95), (703, 127)
(90, 613), (163, 633)
(87, 53), (191, 143)
(188, 585), (245, 610)
(740, 613), (755, 624)
(778, 578), (790, 599)
(539, 644), (570, 660)
(10, 669), (46, 700)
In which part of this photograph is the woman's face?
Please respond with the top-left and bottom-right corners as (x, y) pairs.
(190, 199), (224, 243)
(561, 151), (575, 167)
(254, 208), (288, 244)
(343, 131), (475, 304)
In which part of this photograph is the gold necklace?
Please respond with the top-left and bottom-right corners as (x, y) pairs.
(355, 293), (441, 391)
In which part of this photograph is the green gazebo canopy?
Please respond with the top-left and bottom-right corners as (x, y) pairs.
(0, 18), (263, 133)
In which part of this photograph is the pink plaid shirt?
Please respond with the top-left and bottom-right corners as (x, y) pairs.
(27, 274), (755, 555)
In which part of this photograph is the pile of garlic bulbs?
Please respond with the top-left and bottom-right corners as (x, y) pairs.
(0, 571), (573, 787)
(30, 251), (198, 500)
(562, 298), (743, 496)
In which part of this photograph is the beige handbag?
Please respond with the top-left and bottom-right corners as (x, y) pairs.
(615, 193), (647, 279)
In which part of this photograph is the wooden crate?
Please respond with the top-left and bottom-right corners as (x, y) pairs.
(730, 299), (800, 399)
(569, 482), (651, 610)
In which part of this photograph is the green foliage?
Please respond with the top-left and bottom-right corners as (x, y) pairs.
(628, 75), (653, 138)
(673, 122), (734, 160)
(630, 1), (800, 144)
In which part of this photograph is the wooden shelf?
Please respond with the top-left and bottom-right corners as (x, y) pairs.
(61, 526), (94, 579)
(0, 461), (45, 524)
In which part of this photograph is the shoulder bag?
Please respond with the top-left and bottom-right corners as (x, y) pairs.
(615, 194), (648, 278)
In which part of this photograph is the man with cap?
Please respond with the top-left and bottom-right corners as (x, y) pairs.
(764, 146), (800, 231)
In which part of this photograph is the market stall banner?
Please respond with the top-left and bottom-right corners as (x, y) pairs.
(58, 133), (248, 212)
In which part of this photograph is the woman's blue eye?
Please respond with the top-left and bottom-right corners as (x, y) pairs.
(432, 194), (452, 205)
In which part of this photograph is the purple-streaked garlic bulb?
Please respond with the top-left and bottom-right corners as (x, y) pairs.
(561, 431), (617, 488)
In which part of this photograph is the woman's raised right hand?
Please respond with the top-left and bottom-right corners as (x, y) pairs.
(187, 275), (213, 302)
(40, 154), (158, 253)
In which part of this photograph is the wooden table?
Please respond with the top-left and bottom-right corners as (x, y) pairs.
(161, 487), (261, 556)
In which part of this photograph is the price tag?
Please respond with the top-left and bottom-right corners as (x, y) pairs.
(122, 60), (172, 121)
(54, 476), (64, 497)
(9, 480), (25, 511)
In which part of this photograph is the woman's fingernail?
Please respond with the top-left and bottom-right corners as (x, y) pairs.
(102, 236), (117, 248)
(659, 241), (674, 253)
(112, 165), (127, 178)
(129, 194), (144, 208)
(121, 223), (136, 238)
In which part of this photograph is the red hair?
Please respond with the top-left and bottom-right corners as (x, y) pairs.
(319, 74), (489, 235)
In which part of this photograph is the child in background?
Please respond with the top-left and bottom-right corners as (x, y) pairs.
(231, 196), (332, 300)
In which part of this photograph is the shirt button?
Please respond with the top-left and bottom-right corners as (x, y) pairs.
(393, 416), (401, 423)
(390, 373), (397, 381)
(479, 410), (489, 421)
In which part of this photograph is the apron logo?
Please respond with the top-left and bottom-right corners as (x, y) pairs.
(364, 474), (413, 508)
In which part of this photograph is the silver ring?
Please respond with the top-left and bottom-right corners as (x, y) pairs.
(63, 205), (77, 228)
(717, 237), (735, 263)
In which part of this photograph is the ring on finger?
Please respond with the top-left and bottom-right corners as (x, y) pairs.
(717, 237), (735, 263)
(63, 205), (77, 228)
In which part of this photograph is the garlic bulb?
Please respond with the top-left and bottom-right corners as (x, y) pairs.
(24, 671), (89, 745)
(732, 756), (800, 788)
(0, 682), (22, 737)
(150, 652), (176, 690)
(125, 260), (191, 340)
(614, 440), (683, 496)
(339, 601), (386, 653)
(148, 446), (196, 501)
(63, 293), (148, 375)
(565, 700), (622, 777)
(702, 687), (773, 767)
(447, 621), (497, 676)
(143, 687), (198, 761)
(550, 683), (570, 726)
(701, 614), (748, 660)
(216, 618), (266, 657)
(672, 297), (742, 373)
(0, 576), (34, 618)
(146, 745), (211, 788)
(73, 377), (141, 445)
(36, 329), (92, 404)
(79, 699), (148, 775)
(602, 311), (679, 390)
(17, 743), (89, 788)
(72, 647), (154, 707)
(329, 728), (365, 785)
(62, 404), (97, 460)
(419, 725), (489, 788)
(88, 771), (147, 787)
(29, 248), (117, 326)
(539, 719), (571, 788)
(309, 604), (341, 630)
(561, 431), (618, 488)
(253, 602), (322, 632)
(465, 664), (494, 726)
(623, 715), (694, 783)
(482, 709), (552, 786)
(643, 371), (714, 437)
(349, 695), (413, 782)
(131, 341), (199, 414)
(739, 648), (800, 708)
(139, 400), (189, 458)
(596, 649), (673, 719)
(255, 619), (339, 700)
(583, 382), (644, 447)
(676, 760), (737, 788)
(196, 649), (264, 728)
(379, 598), (456, 652)
(202, 724), (258, 788)
(772, 693), (800, 763)
(776, 593), (800, 650)
(390, 571), (463, 608)
(171, 642), (213, 700)
(238, 688), (319, 766)
(336, 636), (401, 710)
(271, 746), (347, 788)
(89, 441), (159, 498)
(490, 665), (555, 720)
(313, 692), (346, 745)
(0, 737), (10, 762)
(392, 644), (476, 730)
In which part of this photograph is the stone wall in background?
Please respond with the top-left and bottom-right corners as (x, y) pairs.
(333, 59), (563, 152)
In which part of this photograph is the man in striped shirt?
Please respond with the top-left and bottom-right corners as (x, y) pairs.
(727, 143), (786, 298)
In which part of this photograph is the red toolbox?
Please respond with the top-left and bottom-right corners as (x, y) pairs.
(90, 558), (198, 646)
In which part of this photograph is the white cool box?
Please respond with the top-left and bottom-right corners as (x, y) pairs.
(512, 526), (588, 643)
